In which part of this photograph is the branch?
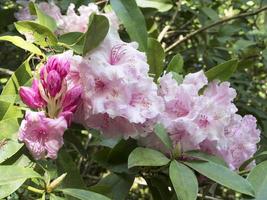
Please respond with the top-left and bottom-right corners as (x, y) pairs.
(165, 5), (267, 52)
(0, 67), (13, 76)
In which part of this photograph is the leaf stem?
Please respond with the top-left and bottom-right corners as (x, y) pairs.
(26, 186), (45, 194)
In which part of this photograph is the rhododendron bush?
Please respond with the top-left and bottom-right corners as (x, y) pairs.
(0, 0), (267, 199)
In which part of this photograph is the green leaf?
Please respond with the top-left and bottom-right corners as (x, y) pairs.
(1, 57), (32, 95)
(110, 0), (148, 51)
(201, 7), (219, 21)
(90, 173), (134, 200)
(128, 147), (170, 168)
(58, 32), (83, 46)
(154, 123), (172, 149)
(247, 161), (267, 199)
(50, 194), (65, 200)
(0, 165), (41, 185)
(166, 53), (184, 74)
(184, 150), (227, 166)
(0, 36), (43, 55)
(169, 160), (198, 200)
(240, 151), (267, 171)
(185, 161), (254, 196)
(205, 59), (238, 81)
(56, 149), (86, 189)
(171, 72), (183, 84)
(0, 101), (22, 121)
(147, 38), (165, 80)
(82, 13), (109, 55)
(29, 2), (57, 32)
(0, 118), (20, 140)
(0, 179), (25, 199)
(15, 21), (58, 47)
(136, 0), (173, 12)
(60, 188), (110, 200)
(0, 140), (23, 164)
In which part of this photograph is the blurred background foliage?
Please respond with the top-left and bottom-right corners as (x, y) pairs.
(1, 0), (267, 199)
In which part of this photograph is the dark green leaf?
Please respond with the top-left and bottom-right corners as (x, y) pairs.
(58, 32), (83, 46)
(154, 123), (172, 149)
(147, 38), (165, 80)
(166, 53), (184, 74)
(170, 160), (198, 200)
(205, 59), (238, 81)
(240, 151), (267, 171)
(60, 188), (110, 200)
(128, 147), (170, 168)
(184, 150), (227, 166)
(83, 13), (109, 55)
(110, 0), (148, 51)
(185, 161), (254, 196)
(247, 161), (267, 199)
(56, 149), (86, 189)
(90, 173), (134, 200)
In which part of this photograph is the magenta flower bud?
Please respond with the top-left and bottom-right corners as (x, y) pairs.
(19, 79), (46, 109)
(62, 86), (82, 113)
(47, 70), (62, 97)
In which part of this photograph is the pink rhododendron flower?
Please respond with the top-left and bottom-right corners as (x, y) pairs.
(18, 111), (67, 160)
(15, 2), (119, 35)
(73, 33), (164, 138)
(19, 79), (46, 109)
(143, 71), (261, 170)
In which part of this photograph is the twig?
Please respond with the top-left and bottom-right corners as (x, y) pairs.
(165, 5), (267, 52)
(157, 6), (179, 42)
(96, 0), (108, 5)
(197, 194), (222, 200)
(0, 67), (13, 76)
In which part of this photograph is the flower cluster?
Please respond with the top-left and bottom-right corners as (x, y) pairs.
(18, 51), (82, 159)
(142, 71), (260, 170)
(16, 2), (260, 170)
(15, 1), (119, 34)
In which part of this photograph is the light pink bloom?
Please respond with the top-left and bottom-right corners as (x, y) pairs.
(18, 111), (68, 160)
(75, 34), (164, 138)
(19, 79), (46, 109)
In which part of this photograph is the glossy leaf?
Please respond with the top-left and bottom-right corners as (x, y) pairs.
(128, 147), (170, 168)
(83, 13), (109, 55)
(205, 59), (238, 81)
(0, 118), (20, 140)
(147, 38), (165, 80)
(0, 165), (41, 185)
(0, 179), (25, 199)
(15, 21), (58, 47)
(29, 2), (57, 32)
(90, 173), (134, 200)
(154, 123), (172, 149)
(60, 188), (110, 200)
(0, 140), (23, 164)
(240, 151), (267, 171)
(184, 150), (227, 166)
(247, 161), (267, 199)
(170, 160), (198, 200)
(110, 0), (148, 51)
(166, 53), (184, 74)
(0, 36), (43, 55)
(185, 161), (254, 196)
(1, 57), (32, 95)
